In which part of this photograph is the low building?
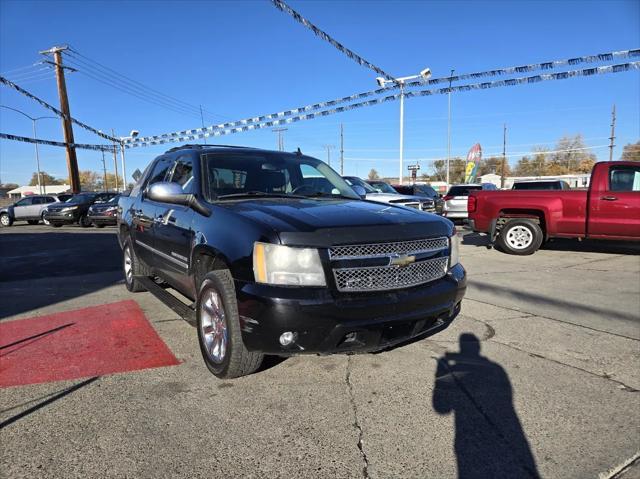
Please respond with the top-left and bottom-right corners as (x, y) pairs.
(7, 184), (71, 199)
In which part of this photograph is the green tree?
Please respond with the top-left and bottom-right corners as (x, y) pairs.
(432, 158), (466, 183)
(550, 135), (595, 174)
(621, 141), (640, 161)
(0, 182), (19, 189)
(29, 171), (64, 186)
(367, 168), (380, 180)
(79, 170), (100, 191)
(478, 156), (511, 177)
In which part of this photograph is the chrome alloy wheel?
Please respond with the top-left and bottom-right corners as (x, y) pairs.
(506, 225), (534, 250)
(0, 214), (10, 226)
(124, 246), (133, 284)
(200, 289), (228, 364)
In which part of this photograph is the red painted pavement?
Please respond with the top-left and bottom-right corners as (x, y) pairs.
(0, 300), (180, 388)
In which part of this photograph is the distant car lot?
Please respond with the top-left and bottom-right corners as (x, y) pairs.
(1, 224), (638, 478)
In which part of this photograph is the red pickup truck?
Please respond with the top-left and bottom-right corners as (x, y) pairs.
(468, 161), (640, 254)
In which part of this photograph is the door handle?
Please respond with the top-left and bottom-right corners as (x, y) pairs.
(601, 196), (618, 201)
(155, 209), (176, 225)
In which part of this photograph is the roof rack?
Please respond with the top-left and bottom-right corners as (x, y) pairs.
(164, 144), (258, 153)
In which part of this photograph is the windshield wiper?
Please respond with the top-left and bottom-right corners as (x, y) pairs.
(216, 191), (307, 200)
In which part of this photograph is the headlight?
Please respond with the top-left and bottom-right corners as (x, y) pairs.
(449, 234), (460, 268)
(61, 206), (78, 212)
(253, 242), (326, 286)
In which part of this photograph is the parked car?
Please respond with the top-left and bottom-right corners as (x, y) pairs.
(344, 176), (436, 212)
(512, 180), (571, 190)
(0, 194), (61, 227)
(366, 180), (400, 194)
(443, 183), (498, 220)
(469, 161), (640, 254)
(118, 145), (466, 379)
(56, 193), (74, 202)
(46, 191), (117, 227)
(88, 194), (121, 227)
(393, 183), (445, 214)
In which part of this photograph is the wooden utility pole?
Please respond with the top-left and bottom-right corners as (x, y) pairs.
(100, 150), (108, 192)
(41, 46), (81, 192)
(340, 123), (344, 175)
(608, 104), (616, 161)
(501, 124), (507, 189)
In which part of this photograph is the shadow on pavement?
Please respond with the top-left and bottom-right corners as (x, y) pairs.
(433, 334), (540, 479)
(468, 281), (639, 323)
(0, 231), (123, 320)
(0, 376), (99, 430)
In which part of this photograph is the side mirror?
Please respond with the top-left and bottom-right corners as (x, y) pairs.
(352, 185), (367, 199)
(147, 182), (211, 217)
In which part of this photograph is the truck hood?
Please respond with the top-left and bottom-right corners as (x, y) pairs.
(218, 198), (452, 247)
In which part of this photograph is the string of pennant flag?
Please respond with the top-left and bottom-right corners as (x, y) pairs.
(0, 76), (118, 143)
(125, 48), (639, 147)
(0, 132), (115, 151)
(270, 0), (395, 80)
(126, 61), (640, 149)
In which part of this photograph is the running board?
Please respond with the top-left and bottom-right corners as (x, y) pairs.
(137, 276), (196, 327)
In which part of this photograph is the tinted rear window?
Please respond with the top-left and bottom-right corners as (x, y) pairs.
(513, 181), (565, 190)
(448, 185), (481, 196)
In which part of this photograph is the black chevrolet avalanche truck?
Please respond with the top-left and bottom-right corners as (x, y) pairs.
(117, 145), (466, 379)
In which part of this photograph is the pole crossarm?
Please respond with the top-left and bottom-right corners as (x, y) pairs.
(270, 0), (395, 80)
(126, 61), (640, 149)
(0, 76), (118, 143)
(0, 132), (114, 151)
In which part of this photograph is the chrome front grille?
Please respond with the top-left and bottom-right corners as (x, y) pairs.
(329, 237), (449, 292)
(334, 257), (448, 292)
(329, 237), (448, 259)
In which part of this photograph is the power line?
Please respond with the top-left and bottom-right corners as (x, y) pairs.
(0, 63), (42, 76)
(270, 0), (395, 80)
(64, 48), (228, 122)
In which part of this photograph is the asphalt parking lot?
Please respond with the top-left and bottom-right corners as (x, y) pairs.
(1, 224), (639, 478)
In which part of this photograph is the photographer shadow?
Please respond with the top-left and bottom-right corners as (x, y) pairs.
(433, 334), (540, 479)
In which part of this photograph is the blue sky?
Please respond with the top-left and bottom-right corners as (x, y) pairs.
(1, 0), (638, 185)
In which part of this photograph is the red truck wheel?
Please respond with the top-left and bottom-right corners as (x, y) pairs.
(496, 219), (544, 255)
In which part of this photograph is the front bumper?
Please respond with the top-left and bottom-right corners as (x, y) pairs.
(236, 263), (466, 355)
(88, 213), (117, 225)
(46, 210), (81, 223)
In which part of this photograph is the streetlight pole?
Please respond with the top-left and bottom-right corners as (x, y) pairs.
(376, 68), (431, 185)
(399, 84), (405, 184)
(0, 106), (57, 193)
(447, 69), (454, 188)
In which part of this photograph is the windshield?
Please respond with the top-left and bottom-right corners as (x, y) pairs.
(413, 184), (438, 198)
(343, 177), (377, 194)
(66, 193), (96, 203)
(106, 195), (120, 203)
(447, 185), (482, 197)
(368, 181), (398, 194)
(202, 152), (359, 201)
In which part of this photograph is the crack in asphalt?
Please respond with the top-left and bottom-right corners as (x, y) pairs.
(491, 340), (639, 392)
(345, 356), (370, 479)
(465, 297), (640, 342)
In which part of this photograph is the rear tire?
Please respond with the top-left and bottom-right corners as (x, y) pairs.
(197, 269), (263, 379)
(496, 219), (544, 255)
(123, 240), (147, 292)
(0, 213), (12, 227)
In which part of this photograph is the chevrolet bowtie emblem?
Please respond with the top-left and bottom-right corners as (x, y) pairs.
(389, 254), (416, 267)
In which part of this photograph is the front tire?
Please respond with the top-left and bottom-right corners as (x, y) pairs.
(79, 214), (92, 228)
(496, 219), (544, 255)
(197, 269), (263, 379)
(42, 212), (50, 225)
(0, 213), (12, 227)
(123, 240), (147, 292)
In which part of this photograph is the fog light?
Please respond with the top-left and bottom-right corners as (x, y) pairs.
(279, 331), (296, 346)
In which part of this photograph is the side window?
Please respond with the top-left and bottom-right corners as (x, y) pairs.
(610, 166), (640, 192)
(167, 157), (195, 193)
(45, 196), (56, 203)
(146, 159), (172, 188)
(32, 197), (46, 205)
(15, 197), (33, 207)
